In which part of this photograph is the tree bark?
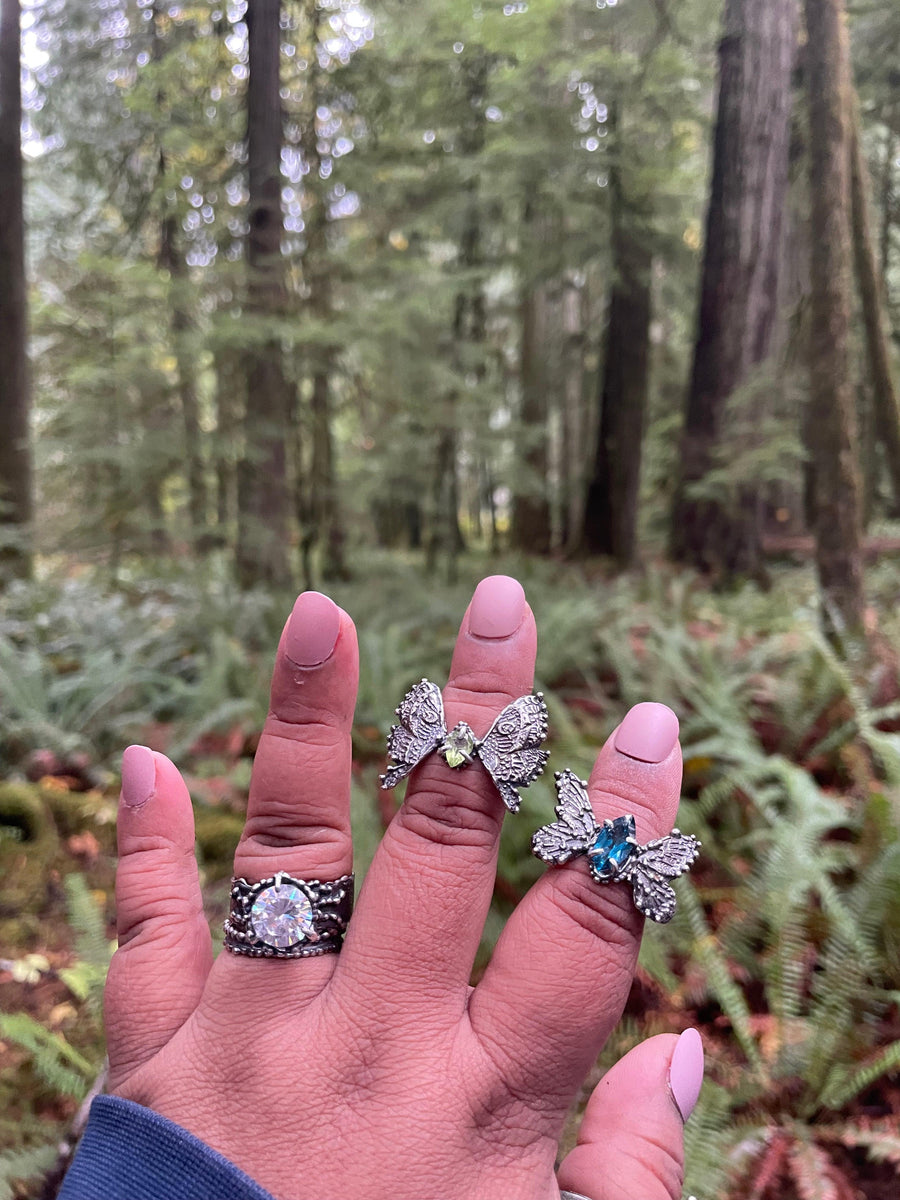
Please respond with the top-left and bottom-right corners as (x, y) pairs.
(849, 110), (900, 514)
(151, 3), (207, 549)
(560, 274), (587, 552)
(581, 116), (652, 566)
(159, 215), (208, 544)
(213, 334), (240, 540)
(299, 0), (347, 582)
(512, 207), (552, 554)
(235, 0), (293, 589)
(670, 0), (796, 578)
(0, 0), (32, 584)
(803, 0), (865, 635)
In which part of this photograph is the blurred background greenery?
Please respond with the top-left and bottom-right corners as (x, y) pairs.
(2, 0), (900, 1197)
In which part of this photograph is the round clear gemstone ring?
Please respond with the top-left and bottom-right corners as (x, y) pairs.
(224, 871), (354, 958)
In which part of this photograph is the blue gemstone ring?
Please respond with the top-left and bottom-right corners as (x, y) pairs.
(532, 770), (700, 924)
(224, 871), (354, 958)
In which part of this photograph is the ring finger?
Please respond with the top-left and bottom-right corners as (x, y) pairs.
(469, 703), (683, 1101)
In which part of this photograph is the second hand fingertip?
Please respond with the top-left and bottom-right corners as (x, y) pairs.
(614, 701), (679, 764)
(468, 575), (526, 639)
(121, 744), (157, 808)
(284, 590), (342, 667)
(668, 1027), (704, 1122)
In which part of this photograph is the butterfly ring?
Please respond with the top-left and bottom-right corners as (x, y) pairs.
(532, 769), (700, 923)
(379, 678), (549, 813)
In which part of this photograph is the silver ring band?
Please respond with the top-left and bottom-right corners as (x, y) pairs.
(560, 1192), (593, 1200)
(224, 871), (354, 958)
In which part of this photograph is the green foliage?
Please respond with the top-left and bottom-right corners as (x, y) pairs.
(0, 1143), (58, 1200)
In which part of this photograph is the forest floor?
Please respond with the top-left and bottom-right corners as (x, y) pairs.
(2, 553), (900, 1199)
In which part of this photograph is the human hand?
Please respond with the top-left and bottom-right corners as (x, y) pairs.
(105, 577), (703, 1200)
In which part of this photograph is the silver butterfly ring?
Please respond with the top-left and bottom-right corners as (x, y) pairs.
(379, 678), (549, 813)
(532, 769), (700, 923)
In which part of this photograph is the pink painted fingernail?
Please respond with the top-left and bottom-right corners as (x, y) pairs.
(669, 1028), (704, 1122)
(285, 591), (341, 666)
(614, 702), (679, 763)
(121, 745), (156, 808)
(468, 575), (526, 639)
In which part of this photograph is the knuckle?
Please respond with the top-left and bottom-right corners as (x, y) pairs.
(544, 869), (643, 953)
(394, 769), (503, 857)
(615, 1139), (684, 1200)
(115, 846), (204, 945)
(443, 682), (517, 732)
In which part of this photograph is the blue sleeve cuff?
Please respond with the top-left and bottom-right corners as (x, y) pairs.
(59, 1095), (278, 1200)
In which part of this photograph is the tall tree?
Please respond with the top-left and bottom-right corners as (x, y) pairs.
(670, 0), (796, 578)
(804, 0), (865, 634)
(849, 110), (900, 513)
(581, 103), (652, 565)
(297, 0), (348, 583)
(235, 0), (293, 589)
(0, 0), (32, 583)
(151, 3), (208, 549)
(511, 195), (553, 555)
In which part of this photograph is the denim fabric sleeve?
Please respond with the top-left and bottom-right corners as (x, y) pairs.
(58, 1095), (278, 1200)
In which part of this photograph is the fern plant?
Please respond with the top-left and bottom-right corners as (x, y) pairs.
(667, 782), (900, 1199)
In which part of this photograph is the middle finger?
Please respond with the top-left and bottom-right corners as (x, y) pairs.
(339, 575), (538, 1005)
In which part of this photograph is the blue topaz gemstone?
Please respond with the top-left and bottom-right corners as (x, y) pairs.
(589, 815), (637, 881)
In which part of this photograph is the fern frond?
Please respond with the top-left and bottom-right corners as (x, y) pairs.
(0, 1143), (57, 1200)
(0, 1012), (94, 1098)
(815, 1120), (900, 1165)
(787, 1131), (845, 1200)
(819, 1039), (900, 1110)
(678, 878), (764, 1073)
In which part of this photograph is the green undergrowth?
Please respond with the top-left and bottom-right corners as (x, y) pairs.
(2, 554), (900, 1197)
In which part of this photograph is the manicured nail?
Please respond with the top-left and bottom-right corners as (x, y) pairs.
(284, 591), (341, 666)
(669, 1028), (704, 1122)
(614, 702), (679, 763)
(468, 575), (526, 639)
(121, 745), (156, 808)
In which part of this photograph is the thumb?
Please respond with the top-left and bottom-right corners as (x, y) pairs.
(558, 1030), (703, 1200)
(104, 747), (213, 1090)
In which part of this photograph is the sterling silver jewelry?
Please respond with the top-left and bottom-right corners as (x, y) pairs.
(224, 871), (354, 958)
(379, 678), (549, 813)
(533, 770), (700, 923)
(560, 1192), (594, 1200)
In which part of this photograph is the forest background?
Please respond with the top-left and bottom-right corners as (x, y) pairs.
(2, 0), (900, 1197)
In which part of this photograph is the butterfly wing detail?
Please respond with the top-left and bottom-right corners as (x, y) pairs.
(620, 830), (700, 924)
(532, 769), (597, 863)
(476, 692), (550, 812)
(380, 679), (447, 789)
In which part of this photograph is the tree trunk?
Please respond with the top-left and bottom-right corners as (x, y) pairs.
(849, 110), (900, 514)
(512, 212), (552, 554)
(235, 0), (293, 590)
(670, 0), (796, 578)
(879, 124), (894, 286)
(213, 335), (240, 540)
(581, 120), (652, 566)
(0, 0), (32, 584)
(159, 215), (208, 544)
(803, 0), (865, 635)
(560, 274), (587, 552)
(299, 0), (347, 582)
(151, 3), (207, 550)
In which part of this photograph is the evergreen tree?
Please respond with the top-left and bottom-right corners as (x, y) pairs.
(670, 0), (797, 579)
(0, 0), (32, 583)
(804, 0), (865, 634)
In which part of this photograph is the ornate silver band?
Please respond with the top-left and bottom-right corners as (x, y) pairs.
(223, 871), (354, 959)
